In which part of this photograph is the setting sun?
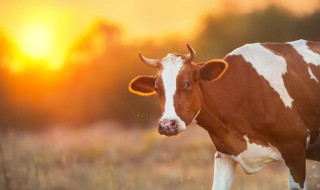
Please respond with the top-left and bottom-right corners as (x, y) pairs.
(18, 23), (53, 60)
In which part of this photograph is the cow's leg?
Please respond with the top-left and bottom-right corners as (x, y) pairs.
(212, 152), (237, 190)
(306, 133), (320, 161)
(286, 167), (307, 190)
(280, 143), (307, 190)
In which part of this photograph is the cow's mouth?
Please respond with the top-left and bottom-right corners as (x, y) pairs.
(158, 126), (179, 136)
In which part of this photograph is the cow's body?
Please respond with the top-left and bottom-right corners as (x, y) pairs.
(197, 40), (320, 189)
(129, 40), (320, 190)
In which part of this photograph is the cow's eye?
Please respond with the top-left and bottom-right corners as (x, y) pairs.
(183, 81), (192, 89)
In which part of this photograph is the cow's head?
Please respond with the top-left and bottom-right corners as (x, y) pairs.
(129, 44), (228, 136)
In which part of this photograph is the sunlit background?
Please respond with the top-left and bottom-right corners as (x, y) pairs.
(0, 0), (319, 189)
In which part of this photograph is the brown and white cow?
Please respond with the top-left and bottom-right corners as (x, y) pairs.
(129, 40), (320, 190)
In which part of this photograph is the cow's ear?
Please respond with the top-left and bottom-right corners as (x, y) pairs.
(129, 76), (156, 96)
(198, 59), (228, 81)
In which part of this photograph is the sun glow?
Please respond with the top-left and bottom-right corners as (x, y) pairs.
(18, 23), (54, 60)
(11, 19), (67, 72)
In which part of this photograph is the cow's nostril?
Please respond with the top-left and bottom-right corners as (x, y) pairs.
(160, 120), (167, 127)
(170, 120), (177, 127)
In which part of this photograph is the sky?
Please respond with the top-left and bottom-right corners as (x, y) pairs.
(1, 0), (319, 41)
(0, 0), (319, 70)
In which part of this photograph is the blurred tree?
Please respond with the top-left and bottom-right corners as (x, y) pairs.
(195, 6), (320, 60)
(0, 6), (320, 130)
(58, 20), (162, 126)
(0, 30), (14, 129)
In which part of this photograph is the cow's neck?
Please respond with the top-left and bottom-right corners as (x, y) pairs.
(195, 95), (247, 156)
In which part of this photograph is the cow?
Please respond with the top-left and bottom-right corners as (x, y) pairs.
(128, 39), (320, 190)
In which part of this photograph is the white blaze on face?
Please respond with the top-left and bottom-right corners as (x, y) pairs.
(160, 54), (186, 131)
(288, 39), (320, 83)
(229, 43), (294, 108)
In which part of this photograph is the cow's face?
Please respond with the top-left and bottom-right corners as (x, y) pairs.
(129, 45), (228, 136)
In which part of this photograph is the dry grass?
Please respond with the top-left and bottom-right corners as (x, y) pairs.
(0, 122), (319, 190)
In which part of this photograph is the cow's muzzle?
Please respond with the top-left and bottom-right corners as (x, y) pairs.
(158, 119), (179, 136)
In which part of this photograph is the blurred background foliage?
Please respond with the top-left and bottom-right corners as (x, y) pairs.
(0, 6), (319, 130)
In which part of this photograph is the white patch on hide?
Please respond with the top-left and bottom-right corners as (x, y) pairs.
(288, 39), (320, 66)
(229, 43), (293, 108)
(233, 135), (282, 174)
(289, 39), (320, 83)
(308, 66), (319, 82)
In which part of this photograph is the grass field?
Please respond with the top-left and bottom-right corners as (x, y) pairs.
(0, 122), (319, 190)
